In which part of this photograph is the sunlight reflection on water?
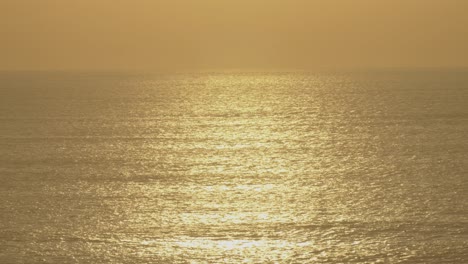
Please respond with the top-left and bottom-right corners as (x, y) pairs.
(1, 71), (468, 263)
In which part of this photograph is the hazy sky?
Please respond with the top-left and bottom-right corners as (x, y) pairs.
(2, 0), (468, 71)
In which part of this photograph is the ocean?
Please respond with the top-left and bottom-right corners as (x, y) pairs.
(1, 71), (467, 263)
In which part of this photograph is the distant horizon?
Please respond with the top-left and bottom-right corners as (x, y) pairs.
(2, 66), (468, 75)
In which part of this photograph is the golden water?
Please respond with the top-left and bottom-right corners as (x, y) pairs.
(1, 71), (467, 263)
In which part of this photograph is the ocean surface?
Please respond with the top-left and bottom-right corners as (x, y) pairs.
(1, 71), (467, 263)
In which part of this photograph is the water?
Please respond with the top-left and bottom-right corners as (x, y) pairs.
(1, 71), (467, 263)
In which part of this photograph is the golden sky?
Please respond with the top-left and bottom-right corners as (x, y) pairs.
(2, 0), (468, 71)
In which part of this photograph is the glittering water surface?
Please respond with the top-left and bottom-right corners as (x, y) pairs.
(1, 71), (468, 263)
